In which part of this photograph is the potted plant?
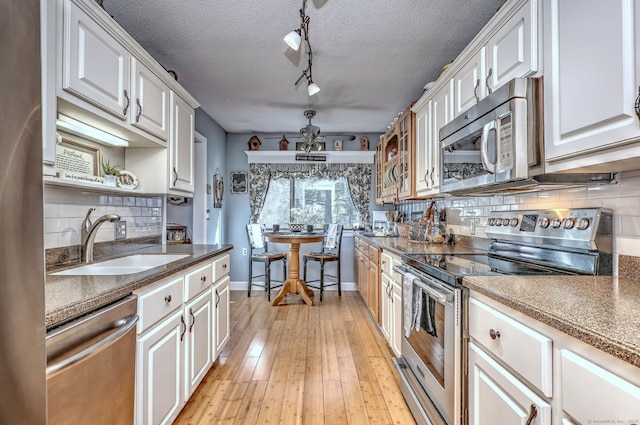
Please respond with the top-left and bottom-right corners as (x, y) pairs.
(102, 158), (121, 186)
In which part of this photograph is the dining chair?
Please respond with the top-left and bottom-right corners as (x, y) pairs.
(302, 224), (343, 301)
(246, 224), (287, 301)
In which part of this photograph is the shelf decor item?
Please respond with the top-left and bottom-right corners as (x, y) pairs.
(101, 158), (121, 187)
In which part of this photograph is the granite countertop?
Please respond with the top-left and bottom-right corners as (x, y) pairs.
(464, 275), (640, 368)
(354, 232), (488, 256)
(45, 244), (233, 329)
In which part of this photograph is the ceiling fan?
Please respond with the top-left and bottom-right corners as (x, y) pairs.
(265, 110), (356, 152)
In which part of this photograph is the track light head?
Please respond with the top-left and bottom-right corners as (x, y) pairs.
(284, 29), (302, 50)
(307, 81), (320, 96)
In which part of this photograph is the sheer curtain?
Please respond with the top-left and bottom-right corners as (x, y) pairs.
(248, 162), (372, 225)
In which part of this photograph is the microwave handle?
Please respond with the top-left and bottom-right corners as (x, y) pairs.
(481, 120), (496, 174)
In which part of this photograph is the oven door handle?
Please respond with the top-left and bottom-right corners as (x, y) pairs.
(393, 265), (452, 303)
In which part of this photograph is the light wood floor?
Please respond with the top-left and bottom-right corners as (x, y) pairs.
(173, 290), (417, 425)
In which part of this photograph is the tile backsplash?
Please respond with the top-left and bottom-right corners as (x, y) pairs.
(397, 171), (640, 264)
(44, 186), (163, 249)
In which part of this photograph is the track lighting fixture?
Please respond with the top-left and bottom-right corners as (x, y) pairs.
(284, 0), (320, 96)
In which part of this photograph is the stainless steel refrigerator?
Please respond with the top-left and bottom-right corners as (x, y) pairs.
(0, 0), (47, 423)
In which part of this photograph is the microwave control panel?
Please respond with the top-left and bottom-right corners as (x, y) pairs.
(496, 113), (513, 171)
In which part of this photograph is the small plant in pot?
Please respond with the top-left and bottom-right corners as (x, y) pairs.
(102, 158), (121, 186)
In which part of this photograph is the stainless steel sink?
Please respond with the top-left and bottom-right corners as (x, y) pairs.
(51, 254), (190, 276)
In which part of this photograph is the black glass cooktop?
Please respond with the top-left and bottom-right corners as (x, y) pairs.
(402, 252), (580, 287)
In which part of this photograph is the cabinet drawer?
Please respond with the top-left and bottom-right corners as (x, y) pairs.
(468, 298), (553, 397)
(561, 349), (640, 423)
(212, 254), (230, 282)
(136, 276), (184, 334)
(368, 245), (379, 262)
(184, 263), (213, 301)
(380, 252), (393, 276)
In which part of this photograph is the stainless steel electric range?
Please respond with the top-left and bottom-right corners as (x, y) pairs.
(393, 208), (613, 425)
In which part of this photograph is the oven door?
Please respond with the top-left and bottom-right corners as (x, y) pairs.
(395, 266), (464, 425)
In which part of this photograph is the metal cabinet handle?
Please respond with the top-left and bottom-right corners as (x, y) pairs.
(635, 85), (640, 120)
(123, 89), (130, 115)
(474, 78), (480, 102)
(180, 315), (186, 341)
(485, 68), (493, 95)
(164, 295), (172, 303)
(424, 170), (429, 185)
(223, 263), (228, 269)
(215, 289), (220, 308)
(136, 98), (142, 122)
(430, 167), (435, 186)
(173, 167), (179, 186)
(525, 404), (538, 425)
(201, 275), (207, 283)
(489, 329), (501, 340)
(189, 308), (195, 333)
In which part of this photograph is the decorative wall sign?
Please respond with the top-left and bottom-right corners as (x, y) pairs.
(55, 139), (100, 177)
(230, 171), (248, 194)
(213, 169), (224, 207)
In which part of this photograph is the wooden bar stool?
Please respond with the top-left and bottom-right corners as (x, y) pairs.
(246, 224), (287, 301)
(303, 224), (343, 301)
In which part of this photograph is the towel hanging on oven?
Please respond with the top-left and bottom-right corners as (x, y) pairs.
(420, 292), (437, 337)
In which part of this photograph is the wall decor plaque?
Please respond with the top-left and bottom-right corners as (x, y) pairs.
(55, 139), (100, 177)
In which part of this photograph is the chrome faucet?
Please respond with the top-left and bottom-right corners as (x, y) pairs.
(81, 208), (121, 263)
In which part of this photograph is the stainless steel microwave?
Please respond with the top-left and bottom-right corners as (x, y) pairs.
(439, 78), (545, 194)
(439, 78), (613, 195)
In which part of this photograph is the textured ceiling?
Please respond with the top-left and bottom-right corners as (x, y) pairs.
(102, 0), (505, 136)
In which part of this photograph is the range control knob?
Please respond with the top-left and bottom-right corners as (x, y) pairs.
(539, 217), (550, 228)
(576, 218), (591, 230)
(488, 218), (495, 226)
(502, 218), (511, 226)
(551, 218), (562, 229)
(563, 218), (576, 229)
(510, 218), (519, 227)
(495, 219), (502, 226)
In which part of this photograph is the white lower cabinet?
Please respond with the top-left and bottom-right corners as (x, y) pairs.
(380, 273), (392, 341)
(184, 290), (212, 399)
(468, 291), (640, 425)
(136, 309), (184, 425)
(213, 275), (230, 357)
(380, 250), (402, 357)
(468, 342), (551, 425)
(134, 253), (232, 425)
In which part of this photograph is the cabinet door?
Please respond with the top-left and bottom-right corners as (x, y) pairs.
(544, 0), (640, 166)
(62, 0), (129, 119)
(374, 140), (384, 204)
(170, 92), (195, 193)
(184, 290), (212, 399)
(391, 281), (403, 357)
(430, 82), (453, 192)
(130, 58), (170, 142)
(380, 274), (392, 341)
(454, 48), (487, 116)
(561, 349), (640, 424)
(356, 250), (368, 302)
(136, 310), (184, 425)
(468, 342), (551, 425)
(414, 102), (431, 195)
(213, 276), (231, 357)
(486, 0), (538, 93)
(396, 109), (415, 199)
(367, 260), (380, 324)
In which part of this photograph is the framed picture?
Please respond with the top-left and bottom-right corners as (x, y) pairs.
(230, 171), (248, 194)
(55, 138), (100, 177)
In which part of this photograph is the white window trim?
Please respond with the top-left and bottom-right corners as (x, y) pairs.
(245, 151), (375, 164)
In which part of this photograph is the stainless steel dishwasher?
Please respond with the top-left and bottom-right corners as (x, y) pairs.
(46, 295), (139, 425)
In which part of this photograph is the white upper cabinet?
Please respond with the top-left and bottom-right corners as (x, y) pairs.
(62, 0), (130, 120)
(130, 58), (170, 142)
(454, 48), (487, 117)
(170, 92), (195, 193)
(413, 101), (431, 195)
(454, 0), (538, 117)
(485, 0), (538, 93)
(544, 0), (640, 172)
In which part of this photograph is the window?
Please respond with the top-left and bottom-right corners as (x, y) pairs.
(259, 176), (360, 229)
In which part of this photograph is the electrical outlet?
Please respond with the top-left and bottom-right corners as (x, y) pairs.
(242, 248), (247, 256)
(469, 218), (476, 235)
(115, 221), (127, 240)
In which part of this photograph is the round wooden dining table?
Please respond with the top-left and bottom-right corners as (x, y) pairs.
(263, 231), (324, 306)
